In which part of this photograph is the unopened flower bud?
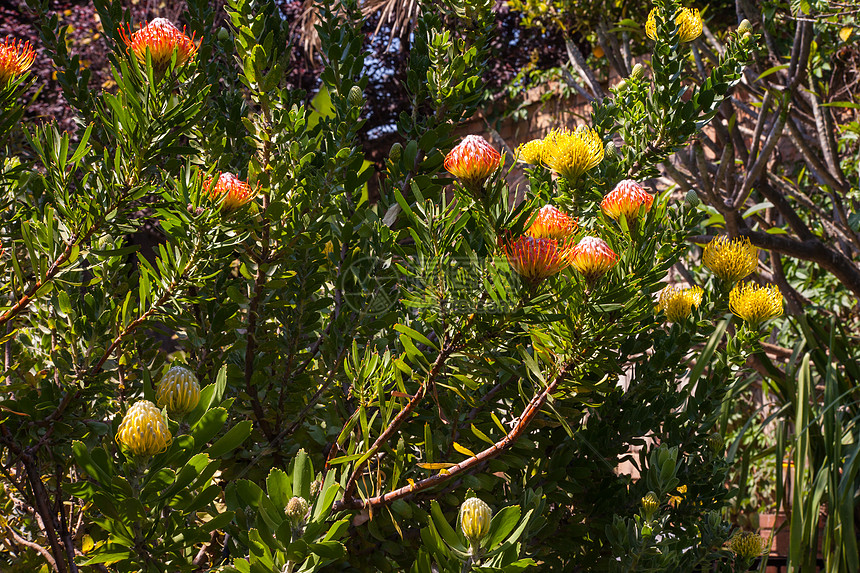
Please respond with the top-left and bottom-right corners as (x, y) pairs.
(156, 365), (200, 417)
(217, 27), (229, 41)
(737, 19), (752, 34)
(708, 432), (724, 455)
(730, 531), (768, 560)
(348, 85), (364, 108)
(685, 188), (700, 207)
(460, 497), (492, 547)
(604, 140), (617, 159)
(389, 142), (402, 163)
(743, 31), (753, 41)
(286, 496), (309, 523)
(116, 400), (173, 457)
(631, 63), (645, 81)
(615, 79), (627, 93)
(641, 491), (659, 519)
(310, 480), (322, 498)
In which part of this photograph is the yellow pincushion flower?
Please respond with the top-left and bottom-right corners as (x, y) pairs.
(541, 126), (604, 180)
(656, 284), (704, 322)
(646, 7), (703, 43)
(730, 531), (768, 560)
(729, 282), (783, 327)
(460, 497), (492, 547)
(156, 365), (200, 416)
(116, 400), (173, 457)
(702, 236), (758, 283)
(516, 139), (545, 166)
(641, 491), (659, 518)
(668, 484), (687, 507)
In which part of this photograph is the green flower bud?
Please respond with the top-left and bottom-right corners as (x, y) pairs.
(156, 365), (200, 417)
(286, 496), (309, 523)
(604, 140), (617, 159)
(348, 85), (364, 108)
(460, 497), (492, 547)
(737, 19), (752, 34)
(389, 142), (402, 163)
(641, 491), (659, 519)
(708, 432), (724, 455)
(630, 63), (645, 81)
(310, 479), (322, 498)
(730, 531), (768, 560)
(615, 79), (628, 93)
(685, 188), (700, 207)
(217, 27), (230, 41)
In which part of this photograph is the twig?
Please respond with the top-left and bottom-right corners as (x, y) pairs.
(334, 360), (575, 511)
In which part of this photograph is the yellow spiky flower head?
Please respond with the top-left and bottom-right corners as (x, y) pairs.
(516, 139), (545, 166)
(702, 236), (758, 283)
(646, 7), (703, 43)
(730, 531), (768, 560)
(116, 400), (173, 457)
(460, 497), (492, 547)
(729, 282), (783, 327)
(656, 284), (704, 322)
(156, 365), (200, 417)
(541, 126), (604, 180)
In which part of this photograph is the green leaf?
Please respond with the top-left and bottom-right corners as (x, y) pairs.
(430, 501), (465, 551)
(190, 407), (228, 449)
(208, 420), (252, 458)
(291, 448), (313, 501)
(266, 468), (292, 507)
(484, 505), (521, 548)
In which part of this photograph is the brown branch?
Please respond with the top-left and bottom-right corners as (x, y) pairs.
(4, 524), (58, 570)
(335, 360), (575, 511)
(342, 338), (455, 499)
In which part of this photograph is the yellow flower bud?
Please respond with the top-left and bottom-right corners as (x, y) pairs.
(460, 497), (492, 546)
(641, 491), (659, 518)
(156, 365), (200, 416)
(737, 19), (752, 34)
(116, 400), (173, 457)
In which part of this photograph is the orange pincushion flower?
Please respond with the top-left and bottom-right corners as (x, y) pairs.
(444, 135), (501, 189)
(504, 236), (575, 284)
(119, 18), (198, 74)
(570, 236), (618, 285)
(0, 37), (36, 84)
(206, 172), (256, 213)
(527, 205), (577, 240)
(601, 180), (654, 222)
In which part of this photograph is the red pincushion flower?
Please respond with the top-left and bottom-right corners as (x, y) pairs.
(205, 172), (256, 214)
(570, 236), (618, 285)
(119, 18), (198, 75)
(0, 37), (36, 84)
(504, 236), (575, 284)
(600, 179), (654, 222)
(527, 205), (577, 241)
(444, 135), (501, 189)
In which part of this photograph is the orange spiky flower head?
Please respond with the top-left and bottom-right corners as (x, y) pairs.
(527, 205), (577, 240)
(206, 172), (256, 214)
(119, 18), (198, 78)
(570, 236), (618, 286)
(601, 179), (654, 223)
(444, 135), (502, 191)
(0, 36), (36, 84)
(504, 236), (575, 285)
